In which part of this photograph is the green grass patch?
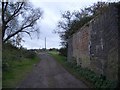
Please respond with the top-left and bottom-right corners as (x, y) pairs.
(48, 50), (59, 55)
(2, 43), (40, 88)
(2, 57), (40, 88)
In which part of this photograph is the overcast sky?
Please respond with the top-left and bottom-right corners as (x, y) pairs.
(21, 0), (117, 49)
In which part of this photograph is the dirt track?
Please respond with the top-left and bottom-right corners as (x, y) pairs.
(17, 53), (88, 88)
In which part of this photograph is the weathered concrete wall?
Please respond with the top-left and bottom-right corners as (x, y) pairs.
(67, 37), (73, 62)
(67, 3), (119, 80)
(90, 4), (118, 80)
(72, 25), (91, 68)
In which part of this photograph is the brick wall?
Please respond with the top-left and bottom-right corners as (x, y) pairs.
(67, 3), (119, 80)
(72, 25), (91, 67)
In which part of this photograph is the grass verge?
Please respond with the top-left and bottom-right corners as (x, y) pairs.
(2, 43), (40, 88)
(48, 51), (93, 88)
(2, 56), (40, 88)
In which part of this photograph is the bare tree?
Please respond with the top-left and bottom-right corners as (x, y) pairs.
(1, 1), (43, 44)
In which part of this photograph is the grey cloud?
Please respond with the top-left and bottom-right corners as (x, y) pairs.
(22, 0), (108, 49)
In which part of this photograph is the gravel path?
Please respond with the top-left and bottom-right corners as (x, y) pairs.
(17, 53), (88, 88)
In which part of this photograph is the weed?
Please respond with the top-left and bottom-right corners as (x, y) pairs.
(49, 51), (118, 88)
(2, 43), (40, 88)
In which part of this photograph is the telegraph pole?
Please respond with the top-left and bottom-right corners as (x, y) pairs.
(45, 37), (46, 50)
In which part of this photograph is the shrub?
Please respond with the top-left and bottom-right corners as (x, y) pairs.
(65, 61), (117, 88)
(2, 43), (37, 71)
(25, 50), (36, 59)
(59, 47), (67, 56)
(2, 61), (10, 71)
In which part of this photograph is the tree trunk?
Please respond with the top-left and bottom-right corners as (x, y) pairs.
(2, 2), (5, 42)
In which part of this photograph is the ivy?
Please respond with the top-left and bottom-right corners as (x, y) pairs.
(65, 61), (117, 88)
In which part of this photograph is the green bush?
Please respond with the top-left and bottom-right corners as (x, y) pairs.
(2, 43), (37, 71)
(25, 50), (36, 59)
(59, 47), (67, 56)
(2, 61), (10, 71)
(65, 61), (117, 88)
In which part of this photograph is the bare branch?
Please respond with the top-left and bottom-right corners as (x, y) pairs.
(21, 31), (32, 39)
(5, 2), (24, 24)
(4, 2), (8, 12)
(2, 2), (43, 44)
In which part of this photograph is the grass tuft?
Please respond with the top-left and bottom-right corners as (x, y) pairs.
(2, 43), (40, 88)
